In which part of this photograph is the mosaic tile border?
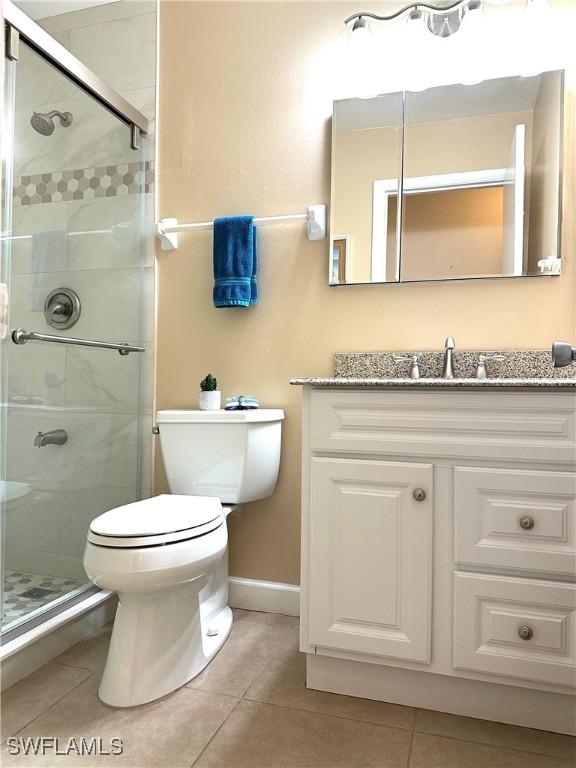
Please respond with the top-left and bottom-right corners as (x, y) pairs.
(13, 160), (154, 206)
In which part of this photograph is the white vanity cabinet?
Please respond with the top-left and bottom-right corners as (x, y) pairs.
(299, 386), (576, 735)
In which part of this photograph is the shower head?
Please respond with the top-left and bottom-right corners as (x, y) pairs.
(30, 110), (73, 136)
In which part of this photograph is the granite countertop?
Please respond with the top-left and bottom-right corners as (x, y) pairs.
(291, 350), (576, 389)
(290, 376), (576, 389)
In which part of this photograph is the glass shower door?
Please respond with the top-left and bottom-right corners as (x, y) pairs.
(1, 38), (152, 635)
(0, 44), (18, 637)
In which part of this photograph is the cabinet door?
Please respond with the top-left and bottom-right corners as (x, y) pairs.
(308, 457), (433, 662)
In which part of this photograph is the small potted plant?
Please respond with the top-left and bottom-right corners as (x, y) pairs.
(199, 373), (221, 411)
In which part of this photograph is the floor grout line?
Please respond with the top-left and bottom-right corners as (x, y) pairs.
(238, 695), (416, 733)
(411, 729), (575, 761)
(5, 670), (95, 742)
(53, 659), (101, 673)
(189, 695), (243, 768)
(406, 716), (417, 768)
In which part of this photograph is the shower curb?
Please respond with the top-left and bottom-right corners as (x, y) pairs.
(1, 590), (116, 690)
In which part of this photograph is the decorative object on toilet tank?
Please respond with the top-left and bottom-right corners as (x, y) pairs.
(199, 373), (221, 411)
(225, 394), (260, 411)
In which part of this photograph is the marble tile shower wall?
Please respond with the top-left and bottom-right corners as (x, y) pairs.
(5, 3), (157, 581)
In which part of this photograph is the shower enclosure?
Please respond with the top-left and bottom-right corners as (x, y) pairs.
(1, 2), (153, 640)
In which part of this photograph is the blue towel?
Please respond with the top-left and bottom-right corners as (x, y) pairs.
(213, 216), (258, 308)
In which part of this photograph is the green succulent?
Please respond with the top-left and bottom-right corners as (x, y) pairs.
(200, 373), (218, 392)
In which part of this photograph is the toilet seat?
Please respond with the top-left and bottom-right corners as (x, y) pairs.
(88, 494), (224, 548)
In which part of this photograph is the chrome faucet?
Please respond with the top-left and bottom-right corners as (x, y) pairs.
(34, 429), (68, 447)
(442, 337), (455, 379)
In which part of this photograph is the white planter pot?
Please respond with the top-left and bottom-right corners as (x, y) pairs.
(198, 390), (221, 411)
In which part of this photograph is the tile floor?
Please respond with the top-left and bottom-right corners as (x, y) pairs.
(1, 609), (575, 767)
(2, 571), (83, 627)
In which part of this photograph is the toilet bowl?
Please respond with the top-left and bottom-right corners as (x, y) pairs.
(83, 408), (284, 707)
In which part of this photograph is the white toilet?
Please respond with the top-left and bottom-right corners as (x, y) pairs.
(83, 408), (284, 707)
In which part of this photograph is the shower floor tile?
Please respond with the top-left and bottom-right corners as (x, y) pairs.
(2, 570), (83, 627)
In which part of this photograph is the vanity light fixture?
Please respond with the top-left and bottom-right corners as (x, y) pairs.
(345, 0), (546, 39)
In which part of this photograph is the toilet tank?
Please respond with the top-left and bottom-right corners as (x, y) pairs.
(156, 409), (284, 503)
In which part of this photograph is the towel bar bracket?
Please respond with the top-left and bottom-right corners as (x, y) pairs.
(307, 205), (326, 241)
(156, 217), (179, 251)
(155, 205), (327, 251)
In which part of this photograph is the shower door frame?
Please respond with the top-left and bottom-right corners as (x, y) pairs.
(3, 0), (149, 138)
(1, 1), (151, 644)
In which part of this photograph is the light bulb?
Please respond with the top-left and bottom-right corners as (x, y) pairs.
(522, 0), (560, 74)
(402, 11), (437, 91)
(526, 0), (552, 23)
(347, 17), (381, 98)
(456, 2), (490, 83)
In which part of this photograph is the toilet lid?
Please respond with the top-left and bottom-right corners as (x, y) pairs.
(90, 494), (222, 538)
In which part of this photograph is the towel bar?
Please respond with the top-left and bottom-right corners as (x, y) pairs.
(155, 204), (327, 250)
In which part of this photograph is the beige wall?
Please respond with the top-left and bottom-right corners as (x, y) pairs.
(157, 1), (576, 586)
(333, 126), (401, 283)
(405, 111), (534, 176)
(334, 110), (532, 284)
(401, 187), (504, 281)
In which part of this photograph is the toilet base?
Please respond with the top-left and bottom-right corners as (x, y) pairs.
(99, 590), (232, 708)
(98, 552), (233, 708)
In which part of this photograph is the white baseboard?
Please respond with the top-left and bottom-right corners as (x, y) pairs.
(1, 591), (117, 690)
(228, 577), (300, 617)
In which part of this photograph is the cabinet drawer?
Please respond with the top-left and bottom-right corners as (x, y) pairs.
(310, 390), (576, 463)
(454, 571), (576, 687)
(455, 467), (576, 577)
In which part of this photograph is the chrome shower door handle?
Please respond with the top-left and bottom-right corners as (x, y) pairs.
(12, 329), (145, 355)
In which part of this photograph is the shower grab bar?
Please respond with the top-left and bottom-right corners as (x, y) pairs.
(11, 329), (145, 356)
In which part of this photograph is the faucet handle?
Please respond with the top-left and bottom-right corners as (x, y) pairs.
(476, 353), (506, 379)
(478, 353), (506, 363)
(393, 353), (421, 379)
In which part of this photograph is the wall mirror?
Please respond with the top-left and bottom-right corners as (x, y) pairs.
(330, 71), (564, 286)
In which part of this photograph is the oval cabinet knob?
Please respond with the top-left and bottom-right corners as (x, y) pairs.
(517, 625), (534, 641)
(412, 488), (427, 502)
(519, 516), (535, 531)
